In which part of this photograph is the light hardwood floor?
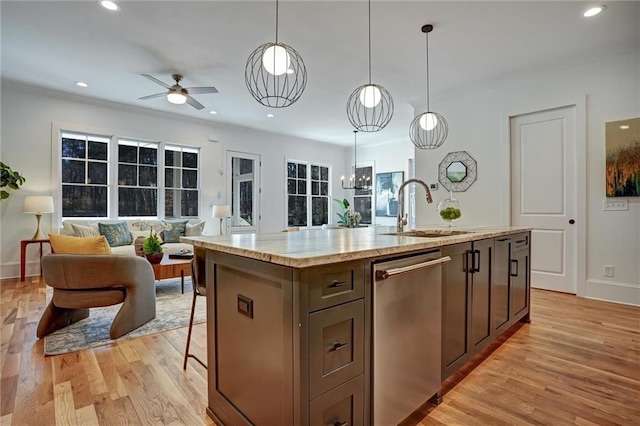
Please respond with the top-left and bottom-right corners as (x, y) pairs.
(2, 277), (639, 425)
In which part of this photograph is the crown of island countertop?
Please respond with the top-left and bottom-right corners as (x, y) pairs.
(181, 225), (531, 268)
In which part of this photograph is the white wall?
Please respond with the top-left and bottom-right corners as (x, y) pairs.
(413, 50), (640, 305)
(0, 82), (349, 279)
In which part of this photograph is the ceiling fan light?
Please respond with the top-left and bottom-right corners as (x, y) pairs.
(359, 85), (382, 108)
(583, 6), (605, 17)
(262, 44), (291, 76)
(167, 92), (186, 105)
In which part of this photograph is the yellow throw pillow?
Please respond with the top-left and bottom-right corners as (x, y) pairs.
(48, 234), (112, 255)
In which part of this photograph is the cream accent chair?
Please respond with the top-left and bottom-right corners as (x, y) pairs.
(37, 254), (157, 339)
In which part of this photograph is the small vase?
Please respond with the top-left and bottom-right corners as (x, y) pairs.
(146, 253), (164, 264)
(437, 191), (462, 228)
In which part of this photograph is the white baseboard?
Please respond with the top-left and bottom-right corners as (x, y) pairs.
(0, 261), (40, 280)
(585, 279), (640, 307)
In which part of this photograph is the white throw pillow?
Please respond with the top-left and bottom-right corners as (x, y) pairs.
(71, 223), (100, 238)
(186, 220), (205, 236)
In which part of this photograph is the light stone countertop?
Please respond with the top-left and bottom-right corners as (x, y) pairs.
(182, 225), (531, 268)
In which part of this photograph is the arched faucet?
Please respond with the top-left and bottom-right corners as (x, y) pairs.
(397, 178), (433, 232)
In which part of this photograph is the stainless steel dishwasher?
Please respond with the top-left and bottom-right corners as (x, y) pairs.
(373, 250), (450, 425)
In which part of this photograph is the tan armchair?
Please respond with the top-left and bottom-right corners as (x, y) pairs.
(37, 254), (156, 339)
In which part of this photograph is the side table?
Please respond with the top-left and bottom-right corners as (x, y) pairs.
(20, 239), (52, 282)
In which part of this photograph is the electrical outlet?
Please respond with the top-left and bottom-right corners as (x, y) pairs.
(430, 183), (438, 190)
(603, 199), (628, 211)
(603, 265), (614, 278)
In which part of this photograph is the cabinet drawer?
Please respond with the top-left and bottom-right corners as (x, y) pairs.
(309, 300), (364, 399)
(513, 233), (529, 252)
(309, 374), (364, 426)
(303, 261), (364, 312)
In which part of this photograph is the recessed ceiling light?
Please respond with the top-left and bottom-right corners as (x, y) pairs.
(100, 1), (120, 11)
(583, 5), (605, 17)
(266, 113), (274, 118)
(75, 81), (88, 88)
(619, 125), (630, 130)
(209, 110), (218, 115)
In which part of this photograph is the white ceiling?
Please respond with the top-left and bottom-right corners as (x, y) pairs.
(2, 1), (638, 146)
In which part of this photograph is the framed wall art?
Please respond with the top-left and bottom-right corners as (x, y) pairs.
(606, 117), (639, 197)
(375, 171), (404, 217)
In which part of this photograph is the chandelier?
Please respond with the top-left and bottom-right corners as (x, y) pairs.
(342, 130), (371, 191)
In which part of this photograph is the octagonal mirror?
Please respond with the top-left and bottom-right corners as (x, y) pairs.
(446, 161), (467, 182)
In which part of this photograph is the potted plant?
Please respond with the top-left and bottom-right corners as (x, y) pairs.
(143, 232), (164, 264)
(1, 162), (26, 200)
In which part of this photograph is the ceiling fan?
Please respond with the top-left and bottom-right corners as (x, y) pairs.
(139, 74), (218, 110)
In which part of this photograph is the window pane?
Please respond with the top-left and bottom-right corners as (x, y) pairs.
(165, 168), (178, 188)
(239, 159), (253, 174)
(165, 189), (175, 217)
(353, 197), (372, 224)
(139, 166), (157, 187)
(312, 197), (328, 226)
(311, 165), (319, 180)
(62, 185), (107, 217)
(88, 141), (108, 161)
(165, 149), (179, 166)
(320, 167), (329, 181)
(183, 151), (198, 168)
(62, 138), (86, 159)
(139, 147), (157, 165)
(118, 144), (137, 163)
(182, 169), (198, 189)
(62, 159), (85, 183)
(320, 182), (328, 196)
(297, 164), (307, 178)
(88, 162), (107, 185)
(287, 162), (296, 178)
(118, 164), (137, 186)
(355, 166), (372, 196)
(239, 181), (253, 224)
(312, 181), (319, 195)
(288, 195), (307, 227)
(181, 190), (199, 217)
(119, 188), (157, 216)
(287, 179), (296, 194)
(297, 180), (306, 195)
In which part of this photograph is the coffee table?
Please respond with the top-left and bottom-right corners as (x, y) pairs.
(151, 255), (192, 294)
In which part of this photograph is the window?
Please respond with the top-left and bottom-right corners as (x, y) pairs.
(118, 139), (158, 217)
(59, 131), (199, 219)
(352, 165), (373, 224)
(61, 133), (109, 217)
(165, 145), (199, 218)
(287, 160), (330, 227)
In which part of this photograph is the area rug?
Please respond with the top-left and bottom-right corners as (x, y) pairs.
(44, 278), (206, 356)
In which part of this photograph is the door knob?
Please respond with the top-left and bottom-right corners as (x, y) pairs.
(569, 219), (575, 224)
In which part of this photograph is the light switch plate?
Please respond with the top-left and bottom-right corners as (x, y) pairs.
(603, 199), (628, 211)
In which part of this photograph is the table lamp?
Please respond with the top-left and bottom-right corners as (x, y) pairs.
(23, 195), (54, 240)
(212, 204), (230, 235)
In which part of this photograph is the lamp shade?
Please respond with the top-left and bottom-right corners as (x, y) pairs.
(212, 204), (231, 218)
(23, 196), (54, 214)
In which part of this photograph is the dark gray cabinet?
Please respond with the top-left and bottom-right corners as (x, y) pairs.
(441, 238), (493, 381)
(510, 233), (530, 321)
(492, 237), (512, 335)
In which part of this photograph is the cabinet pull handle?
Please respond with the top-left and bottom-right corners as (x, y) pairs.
(516, 239), (527, 244)
(376, 256), (452, 280)
(510, 259), (519, 277)
(332, 422), (349, 426)
(329, 280), (348, 288)
(465, 250), (473, 274)
(474, 250), (481, 273)
(331, 342), (348, 351)
(497, 238), (510, 242)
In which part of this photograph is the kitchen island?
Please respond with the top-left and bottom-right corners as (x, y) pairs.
(183, 225), (531, 425)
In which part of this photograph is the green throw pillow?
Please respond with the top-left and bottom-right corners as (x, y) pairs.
(162, 220), (189, 243)
(98, 221), (132, 247)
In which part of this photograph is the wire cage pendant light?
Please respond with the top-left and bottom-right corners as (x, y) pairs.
(346, 0), (393, 132)
(341, 130), (371, 190)
(410, 24), (448, 149)
(245, 0), (307, 108)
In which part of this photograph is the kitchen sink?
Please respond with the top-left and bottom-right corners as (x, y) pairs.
(385, 229), (472, 238)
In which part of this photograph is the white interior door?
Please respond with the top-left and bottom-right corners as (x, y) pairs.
(226, 151), (261, 234)
(511, 106), (577, 294)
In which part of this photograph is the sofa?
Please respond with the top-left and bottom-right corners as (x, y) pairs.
(59, 219), (204, 256)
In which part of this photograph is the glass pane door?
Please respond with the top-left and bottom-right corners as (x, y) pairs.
(226, 151), (260, 233)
